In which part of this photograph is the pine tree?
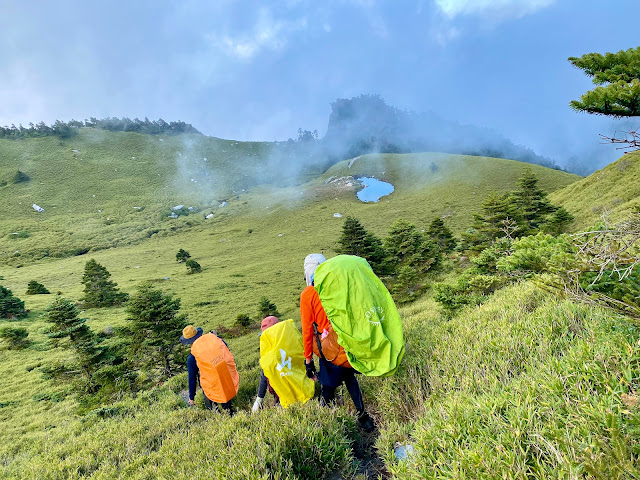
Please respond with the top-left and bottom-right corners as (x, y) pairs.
(126, 284), (187, 378)
(461, 192), (523, 252)
(513, 169), (557, 232)
(569, 47), (640, 117)
(383, 220), (439, 302)
(0, 326), (30, 349)
(337, 217), (369, 254)
(0, 286), (26, 318)
(258, 296), (281, 319)
(544, 207), (575, 236)
(385, 219), (440, 274)
(427, 218), (457, 253)
(45, 297), (108, 390)
(26, 280), (50, 295)
(235, 313), (252, 327)
(185, 259), (201, 274)
(81, 259), (128, 308)
(175, 248), (191, 262)
(336, 216), (387, 273)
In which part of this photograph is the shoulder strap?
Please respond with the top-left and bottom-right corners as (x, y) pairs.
(312, 321), (327, 362)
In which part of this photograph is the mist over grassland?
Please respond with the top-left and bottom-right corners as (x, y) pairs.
(0, 116), (639, 478)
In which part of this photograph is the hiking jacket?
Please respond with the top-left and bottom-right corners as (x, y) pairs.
(300, 285), (331, 361)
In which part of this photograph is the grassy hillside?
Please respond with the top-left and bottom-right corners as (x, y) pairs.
(0, 131), (579, 267)
(0, 129), (326, 264)
(7, 132), (626, 478)
(0, 148), (579, 331)
(1, 283), (637, 478)
(550, 151), (640, 230)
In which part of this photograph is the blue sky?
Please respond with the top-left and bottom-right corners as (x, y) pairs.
(1, 0), (638, 170)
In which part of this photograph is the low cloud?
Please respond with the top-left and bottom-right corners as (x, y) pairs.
(435, 0), (556, 20)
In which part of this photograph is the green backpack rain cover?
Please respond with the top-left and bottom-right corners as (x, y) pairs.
(314, 255), (404, 376)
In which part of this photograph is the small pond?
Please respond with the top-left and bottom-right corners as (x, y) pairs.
(356, 177), (394, 202)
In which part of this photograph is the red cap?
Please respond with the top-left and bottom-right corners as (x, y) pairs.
(261, 316), (279, 331)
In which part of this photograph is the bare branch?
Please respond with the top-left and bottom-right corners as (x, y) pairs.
(570, 211), (640, 283)
(599, 129), (640, 153)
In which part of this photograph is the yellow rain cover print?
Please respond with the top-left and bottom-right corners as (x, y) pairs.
(260, 319), (315, 408)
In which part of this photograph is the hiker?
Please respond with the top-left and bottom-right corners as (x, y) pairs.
(180, 325), (239, 415)
(252, 316), (281, 412)
(300, 254), (375, 431)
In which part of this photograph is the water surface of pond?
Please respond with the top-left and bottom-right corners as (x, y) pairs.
(357, 177), (394, 202)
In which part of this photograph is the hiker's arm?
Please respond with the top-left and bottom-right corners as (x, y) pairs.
(257, 370), (268, 399)
(187, 354), (198, 403)
(300, 288), (314, 361)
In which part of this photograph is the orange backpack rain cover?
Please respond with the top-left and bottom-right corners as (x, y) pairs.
(190, 333), (240, 403)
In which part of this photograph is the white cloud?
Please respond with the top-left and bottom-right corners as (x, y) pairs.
(435, 0), (556, 19)
(434, 26), (460, 46)
(207, 9), (307, 60)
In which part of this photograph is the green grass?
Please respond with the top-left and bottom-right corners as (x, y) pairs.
(0, 144), (579, 331)
(0, 129), (326, 265)
(3, 131), (638, 478)
(550, 151), (640, 230)
(1, 282), (638, 478)
(367, 283), (640, 479)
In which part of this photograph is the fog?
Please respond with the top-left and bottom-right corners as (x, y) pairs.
(1, 1), (638, 178)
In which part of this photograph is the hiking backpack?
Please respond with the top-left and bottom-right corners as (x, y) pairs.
(314, 255), (404, 376)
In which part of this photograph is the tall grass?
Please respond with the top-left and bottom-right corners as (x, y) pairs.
(1, 282), (638, 478)
(366, 283), (640, 479)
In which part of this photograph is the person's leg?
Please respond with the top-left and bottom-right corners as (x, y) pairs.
(220, 400), (235, 416)
(343, 372), (375, 432)
(203, 394), (217, 411)
(320, 384), (337, 406)
(343, 371), (364, 412)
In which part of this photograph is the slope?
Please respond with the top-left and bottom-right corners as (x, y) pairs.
(550, 151), (640, 230)
(0, 152), (579, 331)
(0, 129), (327, 264)
(1, 283), (637, 478)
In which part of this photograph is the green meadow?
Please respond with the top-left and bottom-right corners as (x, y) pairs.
(550, 151), (640, 230)
(1, 131), (638, 479)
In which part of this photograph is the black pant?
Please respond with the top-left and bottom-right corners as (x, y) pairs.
(203, 394), (235, 415)
(320, 374), (364, 413)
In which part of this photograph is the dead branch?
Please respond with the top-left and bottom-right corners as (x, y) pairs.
(570, 211), (640, 283)
(600, 128), (640, 153)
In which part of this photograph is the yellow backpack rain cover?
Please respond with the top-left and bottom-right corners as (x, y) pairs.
(259, 319), (315, 408)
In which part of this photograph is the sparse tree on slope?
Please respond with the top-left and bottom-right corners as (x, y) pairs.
(185, 259), (201, 274)
(385, 219), (440, 274)
(461, 192), (523, 253)
(544, 207), (575, 236)
(45, 297), (109, 391)
(384, 219), (440, 301)
(176, 249), (191, 263)
(336, 216), (387, 273)
(0, 286), (26, 318)
(513, 169), (557, 232)
(258, 297), (281, 319)
(81, 259), (128, 308)
(126, 284), (187, 378)
(427, 218), (457, 253)
(26, 280), (50, 295)
(0, 327), (30, 350)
